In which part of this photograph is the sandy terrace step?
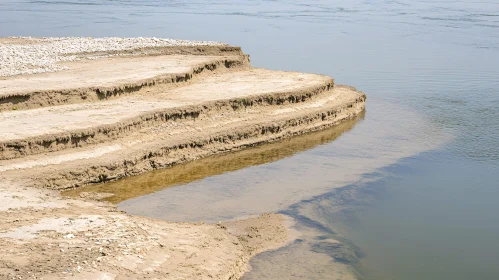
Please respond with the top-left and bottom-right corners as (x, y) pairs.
(0, 85), (365, 189)
(0, 53), (249, 111)
(0, 69), (334, 160)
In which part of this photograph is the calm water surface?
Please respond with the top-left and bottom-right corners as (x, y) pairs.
(3, 1), (499, 279)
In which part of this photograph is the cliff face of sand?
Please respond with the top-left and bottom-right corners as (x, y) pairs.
(0, 37), (365, 279)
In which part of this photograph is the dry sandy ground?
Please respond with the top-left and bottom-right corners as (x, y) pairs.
(0, 179), (290, 280)
(0, 38), (366, 279)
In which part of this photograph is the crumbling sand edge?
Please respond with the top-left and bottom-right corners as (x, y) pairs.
(0, 88), (363, 279)
(0, 38), (366, 279)
(69, 45), (245, 59)
(0, 79), (333, 160)
(0, 54), (249, 112)
(0, 36), (239, 77)
(10, 87), (365, 190)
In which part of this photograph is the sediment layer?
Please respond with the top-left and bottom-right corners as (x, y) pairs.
(0, 37), (366, 280)
(2, 85), (364, 190)
(0, 52), (248, 111)
(0, 69), (335, 160)
(0, 37), (231, 77)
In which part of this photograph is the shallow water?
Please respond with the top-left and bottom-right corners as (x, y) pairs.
(4, 0), (499, 279)
(63, 112), (365, 205)
(117, 100), (444, 223)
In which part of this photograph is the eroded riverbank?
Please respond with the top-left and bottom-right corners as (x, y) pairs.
(66, 97), (449, 279)
(0, 37), (365, 279)
(110, 99), (449, 279)
(2, 1), (498, 279)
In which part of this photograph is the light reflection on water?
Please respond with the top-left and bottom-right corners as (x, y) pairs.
(4, 0), (499, 279)
(116, 100), (446, 224)
(63, 111), (365, 204)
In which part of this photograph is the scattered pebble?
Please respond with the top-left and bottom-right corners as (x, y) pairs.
(63, 234), (75, 239)
(0, 37), (227, 77)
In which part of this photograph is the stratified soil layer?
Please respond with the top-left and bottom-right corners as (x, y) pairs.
(0, 37), (365, 280)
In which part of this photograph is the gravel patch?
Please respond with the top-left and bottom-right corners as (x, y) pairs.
(0, 37), (227, 77)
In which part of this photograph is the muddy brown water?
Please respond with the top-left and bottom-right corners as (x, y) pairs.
(6, 0), (499, 279)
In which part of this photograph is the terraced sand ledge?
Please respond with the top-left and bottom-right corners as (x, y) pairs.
(0, 37), (365, 280)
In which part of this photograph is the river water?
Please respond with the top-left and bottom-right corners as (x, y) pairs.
(3, 1), (499, 279)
